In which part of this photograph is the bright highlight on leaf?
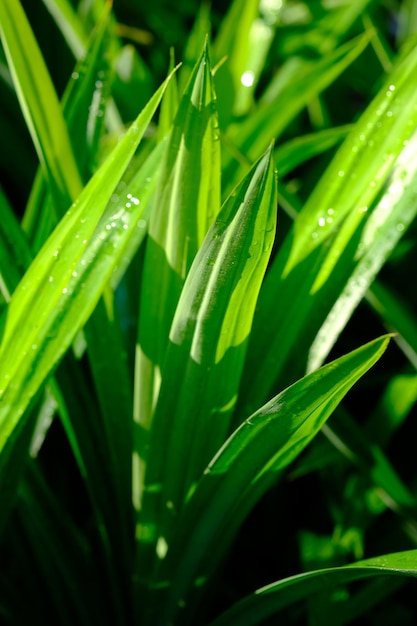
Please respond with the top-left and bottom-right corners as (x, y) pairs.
(1, 2), (417, 626)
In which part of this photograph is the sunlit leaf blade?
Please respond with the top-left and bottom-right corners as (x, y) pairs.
(146, 335), (389, 626)
(135, 42), (221, 434)
(0, 0), (82, 211)
(213, 0), (260, 124)
(222, 33), (370, 192)
(208, 549), (417, 626)
(158, 49), (179, 140)
(307, 131), (417, 372)
(137, 145), (277, 579)
(238, 40), (417, 418)
(23, 5), (112, 253)
(0, 69), (176, 451)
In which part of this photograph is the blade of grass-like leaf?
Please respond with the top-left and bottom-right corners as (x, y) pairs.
(365, 368), (417, 449)
(157, 49), (179, 140)
(222, 33), (371, 192)
(42, 0), (87, 59)
(212, 0), (261, 125)
(238, 40), (417, 418)
(208, 549), (417, 626)
(307, 131), (417, 373)
(0, 0), (82, 212)
(276, 125), (352, 177)
(22, 4), (112, 251)
(52, 351), (131, 625)
(136, 146), (276, 589)
(145, 336), (389, 626)
(14, 463), (101, 626)
(0, 68), (176, 451)
(135, 42), (220, 436)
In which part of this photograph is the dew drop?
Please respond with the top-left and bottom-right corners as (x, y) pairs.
(106, 224), (112, 231)
(71, 71), (79, 80)
(123, 224), (129, 230)
(338, 170), (345, 177)
(62, 288), (68, 294)
(48, 276), (54, 283)
(241, 71), (255, 87)
(318, 217), (326, 227)
(137, 219), (146, 229)
(53, 250), (59, 257)
(397, 223), (405, 232)
(72, 271), (78, 277)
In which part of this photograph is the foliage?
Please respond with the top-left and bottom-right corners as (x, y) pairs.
(1, 0), (417, 624)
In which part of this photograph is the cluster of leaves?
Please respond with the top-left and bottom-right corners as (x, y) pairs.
(1, 0), (417, 624)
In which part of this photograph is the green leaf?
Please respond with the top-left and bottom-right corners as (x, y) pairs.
(213, 0), (261, 124)
(22, 4), (112, 251)
(0, 0), (82, 211)
(41, 0), (88, 60)
(137, 144), (277, 572)
(276, 125), (352, 177)
(0, 68), (176, 453)
(238, 38), (417, 418)
(145, 335), (390, 626)
(135, 42), (221, 434)
(208, 549), (417, 626)
(222, 33), (371, 192)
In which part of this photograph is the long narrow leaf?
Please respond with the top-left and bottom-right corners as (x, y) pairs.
(146, 335), (390, 625)
(0, 0), (82, 211)
(136, 144), (277, 595)
(0, 68), (176, 451)
(208, 549), (417, 626)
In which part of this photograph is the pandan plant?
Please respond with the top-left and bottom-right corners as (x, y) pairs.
(1, 0), (417, 624)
